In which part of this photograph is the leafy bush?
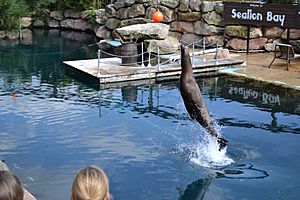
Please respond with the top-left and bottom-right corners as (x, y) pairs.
(0, 0), (29, 30)
(59, 0), (110, 10)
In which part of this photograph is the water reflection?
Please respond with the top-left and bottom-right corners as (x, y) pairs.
(180, 163), (269, 200)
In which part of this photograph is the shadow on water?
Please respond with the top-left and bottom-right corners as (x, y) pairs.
(179, 163), (269, 200)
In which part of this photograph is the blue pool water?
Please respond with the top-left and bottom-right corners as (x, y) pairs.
(0, 30), (299, 200)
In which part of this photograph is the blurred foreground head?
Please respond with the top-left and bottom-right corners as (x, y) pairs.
(71, 165), (110, 200)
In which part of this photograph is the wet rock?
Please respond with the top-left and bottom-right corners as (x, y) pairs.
(64, 10), (81, 18)
(116, 23), (169, 41)
(21, 17), (32, 28)
(48, 19), (60, 28)
(105, 18), (121, 30)
(50, 11), (64, 21)
(6, 31), (19, 40)
(33, 19), (45, 27)
(60, 19), (92, 31)
(170, 21), (194, 33)
(96, 26), (112, 39)
(178, 12), (201, 21)
(144, 36), (179, 54)
(0, 31), (6, 39)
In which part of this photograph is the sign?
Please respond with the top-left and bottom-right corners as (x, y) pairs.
(223, 2), (300, 28)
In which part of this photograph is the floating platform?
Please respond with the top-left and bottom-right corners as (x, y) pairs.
(63, 57), (244, 87)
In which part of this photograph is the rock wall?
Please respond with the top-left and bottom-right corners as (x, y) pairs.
(5, 0), (300, 52)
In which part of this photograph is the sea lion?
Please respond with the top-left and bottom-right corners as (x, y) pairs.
(179, 44), (228, 150)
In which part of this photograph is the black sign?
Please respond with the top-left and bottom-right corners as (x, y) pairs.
(223, 2), (300, 28)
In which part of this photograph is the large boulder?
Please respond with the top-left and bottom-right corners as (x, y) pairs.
(263, 27), (284, 39)
(21, 17), (32, 28)
(105, 18), (121, 30)
(226, 38), (268, 50)
(144, 36), (180, 54)
(160, 0), (180, 9)
(116, 23), (169, 41)
(181, 33), (202, 46)
(60, 19), (92, 31)
(179, 0), (190, 12)
(64, 10), (81, 18)
(0, 31), (6, 39)
(119, 18), (151, 28)
(202, 11), (223, 26)
(225, 26), (262, 39)
(281, 29), (300, 40)
(146, 6), (176, 23)
(96, 26), (112, 39)
(170, 21), (194, 33)
(177, 12), (201, 22)
(50, 11), (64, 21)
(189, 0), (202, 11)
(195, 21), (223, 36)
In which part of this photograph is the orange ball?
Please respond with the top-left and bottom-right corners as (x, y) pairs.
(152, 9), (163, 23)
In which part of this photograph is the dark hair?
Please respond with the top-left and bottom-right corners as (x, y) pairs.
(0, 171), (24, 200)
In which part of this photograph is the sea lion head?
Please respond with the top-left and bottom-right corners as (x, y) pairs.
(180, 44), (192, 74)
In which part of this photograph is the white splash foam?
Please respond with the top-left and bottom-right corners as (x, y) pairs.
(184, 134), (233, 168)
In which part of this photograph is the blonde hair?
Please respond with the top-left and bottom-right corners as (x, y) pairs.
(71, 166), (109, 200)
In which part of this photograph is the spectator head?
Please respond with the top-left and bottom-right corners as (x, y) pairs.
(71, 165), (110, 200)
(0, 171), (24, 200)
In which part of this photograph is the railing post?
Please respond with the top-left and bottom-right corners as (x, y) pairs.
(202, 39), (206, 63)
(215, 44), (219, 65)
(141, 42), (145, 67)
(192, 42), (195, 68)
(147, 51), (152, 67)
(97, 49), (101, 78)
(157, 46), (161, 71)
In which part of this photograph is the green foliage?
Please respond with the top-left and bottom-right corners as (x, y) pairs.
(0, 0), (29, 30)
(59, 0), (110, 10)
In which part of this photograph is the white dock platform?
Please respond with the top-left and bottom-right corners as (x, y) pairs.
(63, 57), (244, 85)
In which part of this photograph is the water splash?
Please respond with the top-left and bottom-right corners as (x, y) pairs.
(179, 133), (233, 168)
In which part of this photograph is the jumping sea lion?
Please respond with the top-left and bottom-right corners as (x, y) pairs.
(179, 44), (228, 150)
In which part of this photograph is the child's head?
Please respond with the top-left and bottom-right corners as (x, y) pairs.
(0, 171), (24, 200)
(71, 165), (109, 200)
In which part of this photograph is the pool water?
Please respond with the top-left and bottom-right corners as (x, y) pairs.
(0, 30), (299, 200)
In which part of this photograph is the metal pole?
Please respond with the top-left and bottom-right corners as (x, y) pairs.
(157, 46), (160, 71)
(97, 49), (101, 78)
(215, 44), (219, 65)
(202, 39), (206, 62)
(141, 42), (145, 67)
(247, 25), (250, 54)
(192, 42), (195, 68)
(147, 51), (152, 67)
